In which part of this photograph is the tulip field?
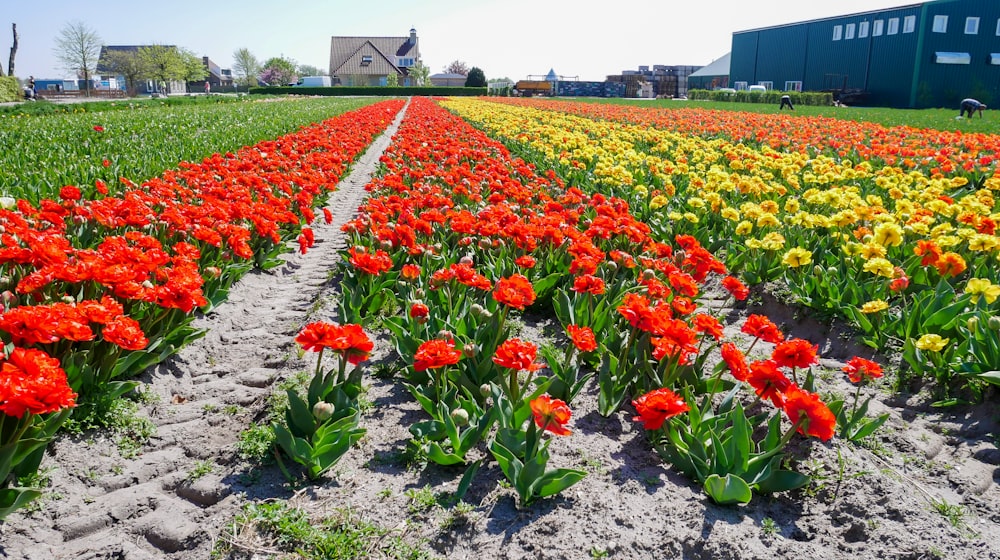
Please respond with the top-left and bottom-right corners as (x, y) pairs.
(1, 95), (999, 559)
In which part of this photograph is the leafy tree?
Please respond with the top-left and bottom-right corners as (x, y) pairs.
(409, 60), (430, 86)
(99, 48), (146, 96)
(139, 45), (185, 94)
(260, 56), (297, 86)
(297, 64), (325, 77)
(444, 60), (468, 76)
(232, 47), (260, 91)
(179, 48), (208, 88)
(53, 20), (102, 96)
(465, 67), (486, 88)
(386, 72), (399, 87)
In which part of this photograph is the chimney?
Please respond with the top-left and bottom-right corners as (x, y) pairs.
(409, 27), (417, 46)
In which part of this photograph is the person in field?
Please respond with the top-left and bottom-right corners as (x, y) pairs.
(959, 98), (986, 118)
(779, 94), (794, 110)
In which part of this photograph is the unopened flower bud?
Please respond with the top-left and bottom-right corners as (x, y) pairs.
(605, 260), (618, 272)
(967, 317), (979, 332)
(204, 266), (221, 278)
(142, 280), (154, 289)
(414, 288), (425, 299)
(463, 343), (478, 358)
(478, 238), (492, 250)
(437, 330), (454, 341)
(988, 316), (1000, 331)
(312, 401), (334, 421)
(381, 240), (393, 250)
(450, 408), (470, 427)
(674, 250), (686, 266)
(827, 266), (839, 276)
(1, 290), (13, 304)
(642, 268), (656, 281)
(813, 265), (824, 276)
(61, 295), (75, 304)
(480, 383), (492, 397)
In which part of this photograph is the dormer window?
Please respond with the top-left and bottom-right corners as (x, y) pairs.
(361, 55), (373, 66)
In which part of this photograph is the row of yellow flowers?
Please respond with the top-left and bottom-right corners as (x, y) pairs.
(442, 98), (1000, 399)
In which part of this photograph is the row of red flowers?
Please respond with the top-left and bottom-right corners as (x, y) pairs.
(0, 99), (405, 518)
(334, 97), (872, 505)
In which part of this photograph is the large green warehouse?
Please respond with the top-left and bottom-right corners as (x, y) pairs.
(730, 0), (1000, 108)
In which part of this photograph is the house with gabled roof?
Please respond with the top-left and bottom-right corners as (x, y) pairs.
(96, 45), (187, 95)
(329, 28), (420, 86)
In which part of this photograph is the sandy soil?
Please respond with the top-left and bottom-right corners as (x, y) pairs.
(1, 100), (998, 560)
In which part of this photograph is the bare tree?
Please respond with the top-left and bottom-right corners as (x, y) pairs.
(54, 20), (102, 96)
(444, 60), (469, 76)
(232, 47), (260, 91)
(5, 23), (18, 77)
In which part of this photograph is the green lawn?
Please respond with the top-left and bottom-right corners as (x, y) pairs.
(575, 97), (1000, 135)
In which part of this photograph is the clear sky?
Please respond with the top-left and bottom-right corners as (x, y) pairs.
(6, 0), (913, 82)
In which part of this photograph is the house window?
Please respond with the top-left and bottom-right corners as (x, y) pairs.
(903, 15), (916, 33)
(833, 25), (843, 40)
(785, 81), (802, 92)
(758, 81), (773, 90)
(887, 17), (899, 35)
(734, 81), (748, 91)
(361, 55), (373, 66)
(932, 15), (948, 33)
(965, 17), (980, 34)
(845, 23), (855, 39)
(935, 52), (971, 64)
(397, 57), (414, 67)
(873, 19), (884, 36)
(859, 21), (870, 38)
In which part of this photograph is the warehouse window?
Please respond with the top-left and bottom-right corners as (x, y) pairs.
(965, 17), (980, 34)
(888, 18), (899, 34)
(934, 52), (971, 64)
(991, 53), (1000, 65)
(757, 81), (773, 90)
(845, 23), (855, 39)
(903, 15), (916, 33)
(785, 81), (802, 92)
(932, 15), (948, 33)
(734, 81), (748, 91)
(997, 18), (1000, 35)
(873, 19), (884, 36)
(833, 25), (843, 40)
(859, 21), (870, 38)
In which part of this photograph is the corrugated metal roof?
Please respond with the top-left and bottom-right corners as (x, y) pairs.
(735, 2), (924, 34)
(689, 53), (730, 77)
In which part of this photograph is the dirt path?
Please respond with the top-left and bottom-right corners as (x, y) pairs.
(0, 100), (409, 560)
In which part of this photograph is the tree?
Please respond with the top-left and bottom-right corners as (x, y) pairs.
(445, 60), (468, 76)
(232, 47), (260, 91)
(99, 48), (146, 96)
(5, 23), (19, 77)
(179, 48), (208, 90)
(410, 60), (430, 86)
(465, 67), (486, 88)
(297, 64), (325, 77)
(260, 56), (297, 86)
(53, 20), (102, 97)
(385, 72), (399, 87)
(138, 45), (185, 94)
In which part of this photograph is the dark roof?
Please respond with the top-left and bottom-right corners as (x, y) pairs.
(329, 35), (418, 76)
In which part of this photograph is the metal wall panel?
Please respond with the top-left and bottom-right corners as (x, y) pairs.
(917, 0), (1000, 108)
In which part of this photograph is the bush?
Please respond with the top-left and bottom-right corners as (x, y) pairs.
(688, 89), (833, 106)
(249, 86), (487, 97)
(0, 76), (21, 103)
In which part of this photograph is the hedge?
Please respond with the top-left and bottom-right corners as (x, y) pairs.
(0, 76), (21, 103)
(688, 89), (833, 106)
(248, 86), (487, 97)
